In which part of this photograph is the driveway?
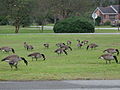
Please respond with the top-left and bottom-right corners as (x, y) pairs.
(0, 80), (120, 90)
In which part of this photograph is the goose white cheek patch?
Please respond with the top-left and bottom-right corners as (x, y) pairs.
(100, 57), (104, 59)
(58, 51), (61, 53)
(5, 60), (10, 62)
(105, 51), (108, 53)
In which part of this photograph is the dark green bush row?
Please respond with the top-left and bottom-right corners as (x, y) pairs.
(53, 16), (94, 33)
(0, 16), (9, 25)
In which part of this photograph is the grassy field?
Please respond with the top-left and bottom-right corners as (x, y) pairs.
(95, 29), (119, 33)
(0, 34), (120, 80)
(0, 25), (120, 34)
(0, 25), (54, 33)
(95, 25), (113, 28)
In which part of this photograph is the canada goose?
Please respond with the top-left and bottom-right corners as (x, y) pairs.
(67, 40), (72, 46)
(86, 43), (98, 50)
(76, 39), (83, 48)
(54, 48), (67, 55)
(24, 42), (28, 49)
(0, 47), (15, 53)
(77, 42), (84, 48)
(1, 55), (28, 70)
(60, 45), (72, 51)
(28, 52), (46, 61)
(24, 42), (34, 50)
(103, 48), (119, 55)
(77, 39), (80, 43)
(43, 43), (49, 48)
(56, 43), (65, 47)
(99, 54), (119, 64)
(81, 40), (89, 45)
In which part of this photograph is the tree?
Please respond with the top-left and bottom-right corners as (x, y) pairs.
(93, 0), (119, 7)
(21, 16), (33, 27)
(32, 0), (51, 32)
(0, 16), (9, 25)
(1, 0), (32, 33)
(50, 0), (92, 21)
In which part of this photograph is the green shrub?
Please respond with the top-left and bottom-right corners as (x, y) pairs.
(21, 16), (33, 27)
(53, 17), (94, 33)
(0, 16), (9, 25)
(104, 21), (111, 25)
(95, 16), (101, 26)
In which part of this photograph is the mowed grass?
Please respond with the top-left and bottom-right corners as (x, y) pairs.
(0, 34), (120, 80)
(0, 25), (54, 33)
(0, 25), (120, 33)
(95, 29), (120, 33)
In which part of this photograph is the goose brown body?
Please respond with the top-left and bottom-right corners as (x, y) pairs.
(1, 55), (28, 70)
(28, 52), (46, 61)
(60, 45), (72, 51)
(99, 54), (118, 64)
(24, 42), (34, 50)
(56, 43), (65, 47)
(54, 48), (67, 55)
(76, 39), (80, 43)
(0, 47), (15, 53)
(43, 43), (49, 48)
(87, 43), (98, 50)
(77, 42), (83, 48)
(67, 40), (72, 46)
(81, 40), (89, 45)
(103, 48), (119, 55)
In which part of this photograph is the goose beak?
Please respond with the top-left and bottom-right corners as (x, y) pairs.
(1, 59), (5, 61)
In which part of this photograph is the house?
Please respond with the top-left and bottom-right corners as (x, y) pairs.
(93, 5), (120, 25)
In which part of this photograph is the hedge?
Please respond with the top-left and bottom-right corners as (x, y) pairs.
(53, 16), (94, 33)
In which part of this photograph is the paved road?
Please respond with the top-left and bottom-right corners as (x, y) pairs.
(0, 80), (120, 90)
(0, 33), (120, 35)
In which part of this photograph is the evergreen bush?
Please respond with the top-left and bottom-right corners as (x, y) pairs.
(53, 17), (94, 33)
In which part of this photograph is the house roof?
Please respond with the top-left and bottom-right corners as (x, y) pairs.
(99, 6), (116, 14)
(94, 5), (120, 14)
(111, 5), (120, 13)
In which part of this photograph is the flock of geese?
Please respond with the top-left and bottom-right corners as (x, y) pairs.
(0, 39), (119, 70)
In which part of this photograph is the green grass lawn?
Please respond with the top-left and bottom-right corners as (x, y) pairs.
(95, 29), (120, 33)
(0, 25), (120, 34)
(0, 25), (54, 33)
(95, 25), (113, 28)
(0, 34), (120, 80)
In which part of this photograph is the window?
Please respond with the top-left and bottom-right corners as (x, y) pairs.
(109, 15), (115, 20)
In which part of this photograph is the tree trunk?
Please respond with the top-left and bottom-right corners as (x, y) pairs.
(118, 26), (120, 31)
(15, 25), (20, 33)
(54, 17), (57, 24)
(41, 25), (44, 32)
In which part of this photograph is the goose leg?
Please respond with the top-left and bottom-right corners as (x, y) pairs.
(35, 57), (37, 61)
(15, 65), (18, 70)
(10, 65), (13, 71)
(106, 60), (108, 64)
(109, 60), (111, 64)
(32, 57), (33, 61)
